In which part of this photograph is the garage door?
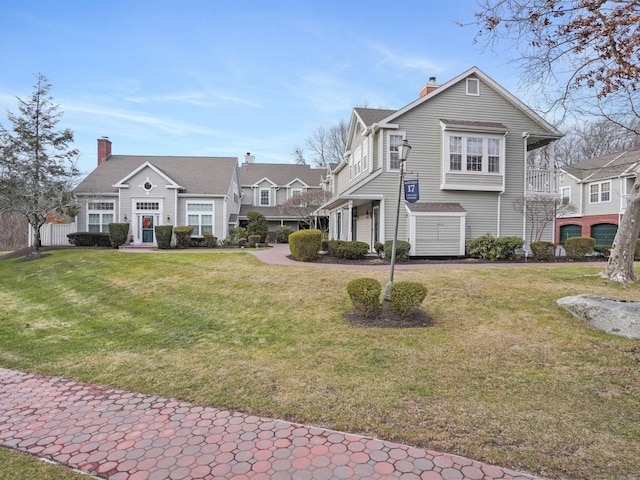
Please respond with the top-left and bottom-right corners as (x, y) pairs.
(591, 223), (618, 246)
(559, 224), (581, 243)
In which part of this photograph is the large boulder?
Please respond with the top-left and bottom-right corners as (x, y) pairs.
(557, 294), (640, 339)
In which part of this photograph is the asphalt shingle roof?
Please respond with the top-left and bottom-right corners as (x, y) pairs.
(239, 163), (324, 186)
(75, 156), (238, 195)
(562, 149), (640, 182)
(354, 108), (396, 126)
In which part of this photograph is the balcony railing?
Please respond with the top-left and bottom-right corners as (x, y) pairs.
(526, 169), (558, 196)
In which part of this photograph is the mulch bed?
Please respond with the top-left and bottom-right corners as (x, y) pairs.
(345, 306), (433, 328)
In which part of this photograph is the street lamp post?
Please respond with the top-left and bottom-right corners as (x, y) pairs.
(384, 139), (411, 301)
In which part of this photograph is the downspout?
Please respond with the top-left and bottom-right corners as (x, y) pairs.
(522, 132), (530, 245)
(223, 196), (228, 240)
(497, 131), (508, 237)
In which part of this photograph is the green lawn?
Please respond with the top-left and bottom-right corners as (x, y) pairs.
(1, 249), (639, 479)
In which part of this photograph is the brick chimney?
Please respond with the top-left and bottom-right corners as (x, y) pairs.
(419, 77), (439, 97)
(97, 137), (112, 166)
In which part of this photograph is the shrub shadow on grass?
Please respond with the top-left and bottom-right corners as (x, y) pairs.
(344, 303), (433, 328)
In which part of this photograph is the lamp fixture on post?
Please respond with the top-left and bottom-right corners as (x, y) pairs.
(384, 139), (411, 301)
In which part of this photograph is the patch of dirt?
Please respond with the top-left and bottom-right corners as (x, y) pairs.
(345, 305), (433, 328)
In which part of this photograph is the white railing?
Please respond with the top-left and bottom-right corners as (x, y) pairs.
(526, 169), (558, 195)
(28, 223), (77, 247)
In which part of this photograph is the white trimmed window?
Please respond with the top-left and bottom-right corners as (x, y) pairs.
(353, 145), (362, 178)
(388, 133), (406, 170)
(187, 203), (213, 236)
(444, 133), (503, 174)
(362, 137), (369, 172)
(466, 78), (480, 96)
(561, 186), (571, 205)
(260, 188), (270, 206)
(589, 181), (611, 203)
(87, 202), (114, 232)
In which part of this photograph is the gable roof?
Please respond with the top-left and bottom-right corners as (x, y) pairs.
(75, 155), (238, 195)
(561, 149), (640, 183)
(384, 66), (563, 142)
(353, 108), (396, 127)
(240, 163), (324, 187)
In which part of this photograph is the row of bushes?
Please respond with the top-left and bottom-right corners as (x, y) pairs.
(289, 230), (413, 263)
(346, 277), (427, 317)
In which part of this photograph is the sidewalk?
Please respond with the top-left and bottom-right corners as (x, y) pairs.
(0, 368), (541, 480)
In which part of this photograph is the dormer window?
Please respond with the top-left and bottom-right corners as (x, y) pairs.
(260, 188), (270, 206)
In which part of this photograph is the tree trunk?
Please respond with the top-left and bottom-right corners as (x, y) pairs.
(600, 175), (640, 283)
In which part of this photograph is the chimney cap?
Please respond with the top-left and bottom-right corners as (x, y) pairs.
(429, 77), (436, 84)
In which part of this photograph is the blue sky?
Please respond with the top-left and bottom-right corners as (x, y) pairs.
(0, 1), (526, 177)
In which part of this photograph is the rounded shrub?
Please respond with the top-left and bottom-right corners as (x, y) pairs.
(346, 278), (381, 317)
(108, 222), (130, 248)
(275, 225), (294, 243)
(564, 236), (595, 261)
(390, 281), (427, 317)
(530, 241), (556, 261)
(289, 229), (322, 261)
(383, 240), (411, 262)
(155, 225), (174, 249)
(173, 226), (193, 249)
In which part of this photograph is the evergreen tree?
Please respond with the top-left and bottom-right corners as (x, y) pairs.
(0, 74), (79, 255)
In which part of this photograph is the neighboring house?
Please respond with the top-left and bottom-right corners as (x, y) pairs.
(238, 154), (326, 231)
(322, 67), (563, 256)
(556, 149), (640, 246)
(73, 138), (241, 246)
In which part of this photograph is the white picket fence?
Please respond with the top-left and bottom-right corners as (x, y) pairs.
(28, 223), (77, 247)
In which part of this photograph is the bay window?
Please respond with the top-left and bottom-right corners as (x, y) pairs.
(444, 133), (503, 174)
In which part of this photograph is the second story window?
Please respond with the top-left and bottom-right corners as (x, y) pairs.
(445, 133), (502, 174)
(389, 133), (405, 170)
(590, 181), (611, 203)
(260, 188), (270, 206)
(561, 186), (571, 205)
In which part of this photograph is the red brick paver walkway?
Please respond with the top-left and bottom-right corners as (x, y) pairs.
(0, 368), (541, 480)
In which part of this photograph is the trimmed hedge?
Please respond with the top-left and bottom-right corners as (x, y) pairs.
(203, 231), (217, 248)
(530, 241), (556, 262)
(564, 236), (595, 261)
(383, 240), (411, 262)
(173, 226), (193, 249)
(336, 241), (370, 260)
(289, 229), (322, 262)
(108, 223), (130, 248)
(275, 225), (294, 244)
(390, 281), (427, 317)
(155, 225), (173, 249)
(467, 234), (524, 261)
(346, 278), (381, 317)
(67, 232), (111, 247)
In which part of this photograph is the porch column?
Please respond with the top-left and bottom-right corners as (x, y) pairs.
(347, 201), (353, 241)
